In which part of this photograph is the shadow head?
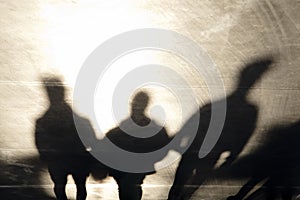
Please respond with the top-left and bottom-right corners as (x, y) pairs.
(238, 58), (273, 89)
(131, 91), (150, 116)
(42, 77), (65, 104)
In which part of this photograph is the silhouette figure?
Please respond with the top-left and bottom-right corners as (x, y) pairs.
(227, 120), (300, 200)
(35, 77), (97, 200)
(168, 58), (273, 200)
(105, 91), (171, 200)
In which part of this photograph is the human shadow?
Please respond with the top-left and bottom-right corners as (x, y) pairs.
(227, 120), (300, 200)
(35, 77), (99, 200)
(105, 91), (171, 200)
(168, 58), (273, 200)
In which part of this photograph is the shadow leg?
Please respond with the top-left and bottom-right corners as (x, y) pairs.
(168, 163), (194, 200)
(73, 173), (88, 200)
(49, 167), (68, 200)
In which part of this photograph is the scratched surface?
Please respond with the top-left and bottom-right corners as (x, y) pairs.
(0, 0), (299, 199)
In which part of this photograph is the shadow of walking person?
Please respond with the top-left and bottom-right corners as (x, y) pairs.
(227, 120), (300, 200)
(105, 91), (171, 200)
(35, 76), (97, 200)
(168, 58), (273, 200)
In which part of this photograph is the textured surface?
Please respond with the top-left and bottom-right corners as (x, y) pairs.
(0, 0), (299, 199)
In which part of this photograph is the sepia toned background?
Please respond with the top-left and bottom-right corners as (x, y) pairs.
(0, 0), (299, 199)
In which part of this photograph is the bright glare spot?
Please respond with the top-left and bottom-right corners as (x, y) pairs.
(39, 0), (155, 87)
(39, 0), (202, 140)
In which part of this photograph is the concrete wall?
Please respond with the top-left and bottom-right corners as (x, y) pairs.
(0, 0), (299, 199)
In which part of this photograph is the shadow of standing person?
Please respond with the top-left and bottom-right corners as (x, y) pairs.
(35, 77), (97, 200)
(168, 58), (273, 200)
(105, 91), (171, 200)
